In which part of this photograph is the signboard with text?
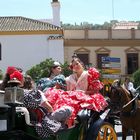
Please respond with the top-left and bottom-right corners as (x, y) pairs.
(102, 57), (120, 63)
(102, 56), (121, 84)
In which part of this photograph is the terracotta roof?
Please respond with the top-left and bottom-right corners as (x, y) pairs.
(0, 16), (62, 32)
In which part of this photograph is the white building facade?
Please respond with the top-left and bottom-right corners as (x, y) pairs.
(112, 21), (139, 29)
(0, 16), (64, 72)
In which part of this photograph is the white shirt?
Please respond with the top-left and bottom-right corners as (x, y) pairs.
(127, 82), (136, 93)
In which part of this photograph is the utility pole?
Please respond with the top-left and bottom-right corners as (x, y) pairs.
(112, 0), (115, 20)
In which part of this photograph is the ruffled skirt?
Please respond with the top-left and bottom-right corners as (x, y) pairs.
(45, 88), (108, 126)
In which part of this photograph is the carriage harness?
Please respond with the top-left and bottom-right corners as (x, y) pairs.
(120, 90), (139, 117)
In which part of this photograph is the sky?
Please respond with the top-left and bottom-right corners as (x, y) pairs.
(1, 0), (140, 25)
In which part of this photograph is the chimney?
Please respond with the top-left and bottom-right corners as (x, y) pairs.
(51, 0), (60, 27)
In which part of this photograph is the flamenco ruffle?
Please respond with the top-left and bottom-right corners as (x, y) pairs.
(88, 67), (100, 81)
(45, 88), (108, 126)
(88, 68), (103, 91)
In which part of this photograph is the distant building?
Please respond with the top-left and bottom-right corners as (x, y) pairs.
(64, 29), (140, 76)
(112, 21), (139, 29)
(0, 0), (140, 78)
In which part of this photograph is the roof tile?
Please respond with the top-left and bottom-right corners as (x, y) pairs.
(0, 16), (62, 31)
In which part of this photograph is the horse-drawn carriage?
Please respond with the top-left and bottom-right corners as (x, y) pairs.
(0, 87), (117, 140)
(108, 80), (140, 140)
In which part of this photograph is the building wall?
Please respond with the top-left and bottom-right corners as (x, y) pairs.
(64, 29), (140, 39)
(64, 46), (127, 72)
(64, 29), (140, 76)
(48, 38), (64, 62)
(88, 30), (108, 39)
(64, 30), (85, 39)
(112, 30), (131, 39)
(0, 34), (64, 72)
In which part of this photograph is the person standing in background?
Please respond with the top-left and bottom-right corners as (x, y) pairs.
(122, 77), (136, 94)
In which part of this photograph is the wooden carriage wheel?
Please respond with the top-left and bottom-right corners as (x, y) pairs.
(96, 122), (117, 140)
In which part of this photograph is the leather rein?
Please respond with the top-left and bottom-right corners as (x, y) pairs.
(122, 92), (139, 109)
(120, 87), (139, 117)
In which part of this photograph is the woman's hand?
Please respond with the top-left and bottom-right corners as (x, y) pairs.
(42, 100), (54, 113)
(54, 82), (61, 89)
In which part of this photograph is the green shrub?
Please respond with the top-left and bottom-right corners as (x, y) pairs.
(61, 61), (73, 77)
(26, 59), (72, 82)
(133, 69), (140, 88)
(0, 69), (3, 80)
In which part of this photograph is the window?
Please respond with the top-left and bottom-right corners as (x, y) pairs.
(74, 47), (90, 66)
(127, 53), (138, 74)
(95, 47), (110, 69)
(97, 53), (109, 69)
(76, 53), (89, 66)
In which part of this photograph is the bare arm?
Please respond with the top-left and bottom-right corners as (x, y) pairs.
(42, 100), (54, 113)
(38, 90), (54, 112)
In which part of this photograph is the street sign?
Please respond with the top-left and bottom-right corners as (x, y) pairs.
(102, 57), (120, 63)
(102, 74), (121, 79)
(101, 56), (121, 84)
(102, 63), (121, 68)
(102, 69), (121, 74)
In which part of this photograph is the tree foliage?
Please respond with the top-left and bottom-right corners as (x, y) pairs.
(0, 69), (3, 80)
(61, 20), (118, 29)
(61, 20), (140, 30)
(26, 59), (72, 82)
(133, 69), (140, 88)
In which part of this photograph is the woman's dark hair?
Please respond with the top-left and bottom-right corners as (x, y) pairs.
(48, 62), (61, 77)
(70, 57), (85, 70)
(23, 75), (33, 90)
(48, 66), (58, 77)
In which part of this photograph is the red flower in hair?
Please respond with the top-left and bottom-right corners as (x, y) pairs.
(6, 66), (17, 75)
(10, 71), (23, 82)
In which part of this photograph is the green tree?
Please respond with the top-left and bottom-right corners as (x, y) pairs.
(133, 69), (140, 88)
(0, 69), (3, 80)
(26, 59), (72, 82)
(61, 61), (73, 77)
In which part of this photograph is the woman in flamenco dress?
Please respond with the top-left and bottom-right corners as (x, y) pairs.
(44, 57), (108, 127)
